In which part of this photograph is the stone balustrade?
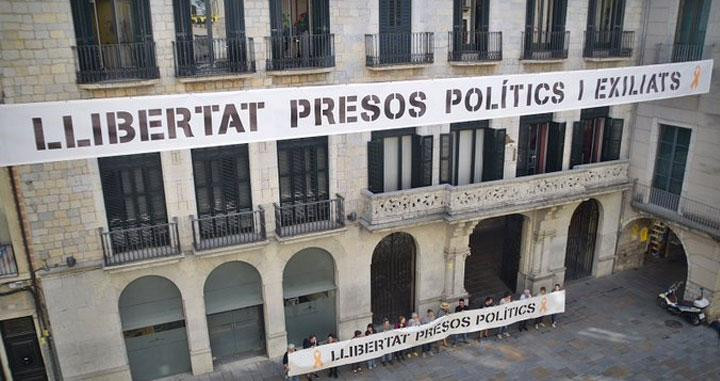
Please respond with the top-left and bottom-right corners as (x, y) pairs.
(361, 160), (630, 228)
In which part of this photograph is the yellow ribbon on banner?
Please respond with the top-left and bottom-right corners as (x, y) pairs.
(691, 66), (702, 90)
(540, 296), (548, 314)
(313, 350), (324, 369)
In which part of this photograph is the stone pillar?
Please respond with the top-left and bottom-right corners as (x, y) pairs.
(521, 207), (571, 293)
(182, 284), (213, 375)
(442, 222), (473, 303)
(160, 150), (197, 251)
(593, 193), (623, 277)
(262, 265), (288, 358)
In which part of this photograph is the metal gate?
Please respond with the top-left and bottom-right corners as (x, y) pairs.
(371, 232), (416, 325)
(565, 200), (599, 281)
(0, 317), (47, 381)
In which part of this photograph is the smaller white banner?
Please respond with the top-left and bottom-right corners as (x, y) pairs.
(288, 290), (565, 376)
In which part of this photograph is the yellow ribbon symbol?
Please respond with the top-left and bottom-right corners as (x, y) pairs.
(540, 296), (549, 314)
(691, 66), (701, 90)
(313, 350), (324, 369)
(640, 227), (649, 242)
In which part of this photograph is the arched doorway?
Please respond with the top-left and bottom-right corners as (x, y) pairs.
(204, 261), (265, 363)
(283, 248), (336, 347)
(119, 276), (191, 381)
(371, 232), (416, 325)
(615, 218), (688, 283)
(465, 215), (524, 304)
(565, 200), (600, 281)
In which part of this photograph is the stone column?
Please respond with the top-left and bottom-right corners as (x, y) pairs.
(442, 222), (473, 303)
(593, 193), (623, 277)
(262, 265), (288, 358)
(521, 207), (570, 293)
(182, 284), (213, 375)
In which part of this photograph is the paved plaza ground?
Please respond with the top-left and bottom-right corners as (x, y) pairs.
(164, 260), (720, 380)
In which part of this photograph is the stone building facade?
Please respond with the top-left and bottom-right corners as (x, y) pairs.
(0, 0), (718, 380)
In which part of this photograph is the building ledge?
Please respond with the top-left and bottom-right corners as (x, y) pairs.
(584, 56), (633, 63)
(192, 239), (270, 258)
(266, 67), (334, 76)
(177, 73), (256, 83)
(631, 201), (720, 241)
(366, 63), (432, 71)
(78, 79), (160, 90)
(274, 226), (347, 244)
(103, 253), (184, 273)
(448, 60), (501, 67)
(519, 58), (567, 64)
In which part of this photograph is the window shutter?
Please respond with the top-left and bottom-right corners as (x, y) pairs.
(613, 0), (626, 30)
(412, 135), (433, 187)
(524, 0), (536, 57)
(477, 0), (490, 31)
(269, 0), (283, 34)
(367, 139), (384, 193)
(570, 121), (584, 168)
(225, 0), (247, 72)
(516, 123), (529, 177)
(69, 0), (100, 77)
(482, 128), (506, 182)
(695, 0), (711, 47)
(546, 121), (566, 173)
(552, 0), (568, 30)
(400, 0), (412, 34)
(452, 0), (463, 32)
(439, 133), (453, 184)
(312, 0), (330, 34)
(601, 118), (623, 162)
(587, 0), (597, 30)
(173, 0), (194, 75)
(133, 0), (154, 42)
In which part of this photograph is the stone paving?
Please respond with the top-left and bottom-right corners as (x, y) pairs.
(164, 260), (720, 381)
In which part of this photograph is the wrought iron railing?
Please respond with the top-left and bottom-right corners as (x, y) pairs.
(265, 33), (335, 71)
(0, 244), (18, 277)
(448, 31), (502, 62)
(173, 36), (255, 77)
(521, 30), (569, 60)
(631, 183), (720, 236)
(191, 208), (266, 251)
(99, 218), (180, 267)
(73, 41), (159, 84)
(583, 30), (634, 58)
(652, 43), (716, 63)
(274, 195), (344, 237)
(365, 32), (434, 67)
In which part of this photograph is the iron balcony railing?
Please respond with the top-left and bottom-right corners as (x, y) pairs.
(274, 195), (344, 238)
(632, 183), (720, 237)
(0, 244), (18, 277)
(652, 43), (716, 63)
(73, 41), (159, 84)
(191, 208), (266, 251)
(583, 30), (634, 58)
(173, 36), (255, 77)
(448, 31), (502, 62)
(521, 30), (570, 60)
(265, 33), (335, 71)
(99, 218), (181, 267)
(365, 32), (434, 67)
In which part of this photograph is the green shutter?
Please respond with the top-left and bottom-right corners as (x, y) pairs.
(482, 128), (506, 181)
(477, 0), (490, 31)
(601, 118), (624, 162)
(225, 0), (247, 72)
(69, 0), (100, 77)
(269, 0), (283, 34)
(570, 121), (584, 168)
(546, 121), (566, 173)
(173, 0), (194, 74)
(368, 140), (384, 193)
(312, 0), (330, 34)
(412, 135), (434, 187)
(552, 0), (568, 30)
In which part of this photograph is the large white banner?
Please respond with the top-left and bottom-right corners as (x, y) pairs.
(0, 61), (712, 166)
(288, 291), (565, 376)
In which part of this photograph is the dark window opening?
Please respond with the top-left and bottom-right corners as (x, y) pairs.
(367, 129), (432, 193)
(672, 0), (711, 61)
(517, 114), (565, 176)
(570, 107), (623, 167)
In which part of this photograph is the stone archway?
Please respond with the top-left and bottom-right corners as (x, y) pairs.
(565, 200), (600, 281)
(371, 232), (417, 325)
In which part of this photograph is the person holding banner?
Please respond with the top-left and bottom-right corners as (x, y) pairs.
(535, 287), (548, 330)
(394, 316), (409, 361)
(283, 344), (300, 381)
(326, 334), (339, 378)
(408, 313), (422, 357)
(438, 303), (451, 348)
(478, 297), (495, 341)
(420, 309), (437, 356)
(518, 289), (532, 332)
(351, 330), (364, 374)
(498, 292), (513, 338)
(380, 318), (394, 366)
(364, 324), (379, 369)
(453, 299), (470, 345)
(551, 284), (562, 328)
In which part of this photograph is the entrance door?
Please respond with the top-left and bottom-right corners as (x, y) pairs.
(1, 317), (47, 381)
(651, 125), (690, 211)
(283, 248), (336, 346)
(204, 261), (265, 362)
(371, 233), (416, 324)
(379, 0), (411, 64)
(565, 200), (599, 281)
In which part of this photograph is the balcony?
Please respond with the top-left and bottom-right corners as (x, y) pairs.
(0, 244), (18, 277)
(73, 41), (159, 84)
(448, 31), (502, 64)
(521, 30), (570, 61)
(173, 36), (255, 77)
(265, 33), (335, 71)
(631, 183), (720, 239)
(274, 196), (345, 238)
(365, 32), (434, 68)
(361, 160), (630, 229)
(652, 43), (716, 63)
(99, 218), (181, 267)
(583, 30), (634, 59)
(191, 208), (266, 251)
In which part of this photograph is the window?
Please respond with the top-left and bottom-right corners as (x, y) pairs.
(69, 0), (157, 83)
(99, 153), (167, 230)
(570, 108), (623, 167)
(192, 144), (252, 216)
(651, 125), (691, 210)
(277, 137), (328, 204)
(673, 0), (711, 61)
(524, 0), (567, 57)
(267, 0), (332, 70)
(587, 0), (625, 32)
(517, 114), (565, 176)
(451, 0), (499, 61)
(0, 191), (18, 276)
(367, 130), (432, 193)
(439, 121), (505, 185)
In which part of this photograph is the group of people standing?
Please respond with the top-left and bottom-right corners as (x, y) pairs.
(284, 284), (563, 380)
